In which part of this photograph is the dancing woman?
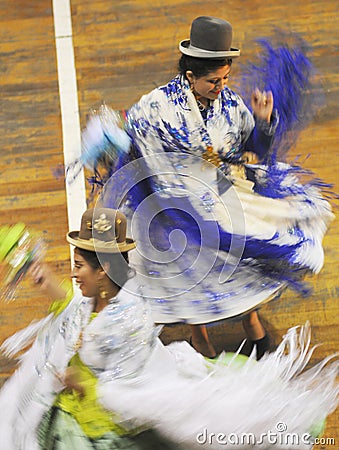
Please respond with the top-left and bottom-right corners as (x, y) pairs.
(0, 208), (175, 449)
(81, 17), (333, 358)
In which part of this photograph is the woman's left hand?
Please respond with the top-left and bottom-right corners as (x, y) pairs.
(62, 366), (85, 397)
(251, 88), (274, 123)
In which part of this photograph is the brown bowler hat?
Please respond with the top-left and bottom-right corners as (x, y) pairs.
(179, 16), (240, 58)
(67, 208), (136, 253)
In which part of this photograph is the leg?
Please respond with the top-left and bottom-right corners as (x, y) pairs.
(189, 324), (217, 358)
(242, 310), (266, 340)
(242, 311), (269, 360)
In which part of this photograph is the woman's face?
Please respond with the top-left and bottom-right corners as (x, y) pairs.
(187, 64), (231, 101)
(71, 249), (101, 298)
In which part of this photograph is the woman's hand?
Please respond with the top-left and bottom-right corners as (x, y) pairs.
(29, 260), (67, 301)
(251, 88), (274, 123)
(62, 366), (85, 397)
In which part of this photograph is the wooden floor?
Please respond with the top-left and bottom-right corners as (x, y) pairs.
(0, 0), (338, 445)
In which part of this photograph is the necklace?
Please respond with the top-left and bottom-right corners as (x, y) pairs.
(196, 99), (206, 111)
(74, 331), (83, 351)
(196, 98), (212, 112)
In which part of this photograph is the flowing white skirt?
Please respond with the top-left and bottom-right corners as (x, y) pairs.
(113, 155), (334, 324)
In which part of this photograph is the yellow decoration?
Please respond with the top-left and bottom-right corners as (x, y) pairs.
(55, 352), (127, 439)
(202, 145), (223, 168)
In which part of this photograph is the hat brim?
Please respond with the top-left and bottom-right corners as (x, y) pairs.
(67, 231), (136, 253)
(179, 40), (240, 58)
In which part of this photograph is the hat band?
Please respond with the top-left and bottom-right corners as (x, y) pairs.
(179, 41), (240, 58)
(77, 237), (119, 247)
(189, 44), (227, 54)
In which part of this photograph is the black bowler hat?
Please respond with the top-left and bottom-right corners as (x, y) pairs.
(179, 16), (240, 58)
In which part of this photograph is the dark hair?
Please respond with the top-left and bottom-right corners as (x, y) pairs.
(75, 247), (132, 288)
(178, 54), (232, 78)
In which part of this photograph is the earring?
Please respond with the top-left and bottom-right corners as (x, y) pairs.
(100, 288), (108, 299)
(98, 281), (108, 299)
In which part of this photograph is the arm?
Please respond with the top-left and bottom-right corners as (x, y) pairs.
(29, 260), (67, 301)
(29, 261), (74, 316)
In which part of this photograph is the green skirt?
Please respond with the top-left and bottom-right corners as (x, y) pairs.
(38, 407), (177, 450)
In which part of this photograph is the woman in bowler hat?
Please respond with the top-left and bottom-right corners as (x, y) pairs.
(80, 17), (333, 362)
(123, 16), (283, 359)
(0, 207), (176, 449)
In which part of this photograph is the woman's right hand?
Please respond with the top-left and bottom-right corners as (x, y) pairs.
(29, 260), (67, 301)
(29, 260), (47, 285)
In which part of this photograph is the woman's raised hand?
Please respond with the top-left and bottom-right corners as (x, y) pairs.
(29, 260), (67, 301)
(251, 88), (274, 123)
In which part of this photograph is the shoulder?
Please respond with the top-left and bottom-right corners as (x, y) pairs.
(49, 288), (91, 318)
(115, 276), (147, 307)
(127, 87), (165, 122)
(48, 279), (74, 316)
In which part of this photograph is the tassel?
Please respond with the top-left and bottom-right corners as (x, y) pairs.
(66, 105), (131, 184)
